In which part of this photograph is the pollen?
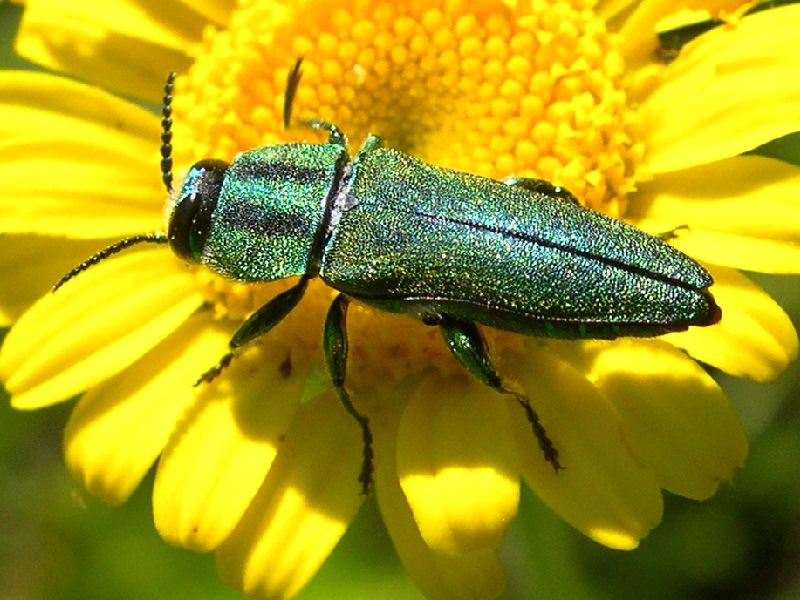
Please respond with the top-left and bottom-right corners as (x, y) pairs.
(169, 0), (642, 396)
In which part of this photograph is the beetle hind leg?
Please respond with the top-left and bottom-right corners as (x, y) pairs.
(438, 315), (563, 473)
(324, 294), (375, 495)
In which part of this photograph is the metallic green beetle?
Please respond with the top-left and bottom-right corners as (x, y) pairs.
(56, 59), (721, 493)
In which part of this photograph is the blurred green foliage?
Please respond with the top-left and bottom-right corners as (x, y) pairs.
(1, 2), (798, 598)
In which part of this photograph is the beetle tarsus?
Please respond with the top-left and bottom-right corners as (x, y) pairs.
(356, 417), (375, 495)
(513, 393), (563, 472)
(324, 294), (375, 495)
(195, 351), (235, 386)
(437, 315), (563, 471)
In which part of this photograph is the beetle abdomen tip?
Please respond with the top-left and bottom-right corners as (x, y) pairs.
(696, 290), (722, 327)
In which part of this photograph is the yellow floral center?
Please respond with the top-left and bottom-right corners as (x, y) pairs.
(170, 0), (641, 396)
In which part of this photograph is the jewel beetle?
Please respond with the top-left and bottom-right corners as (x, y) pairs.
(55, 58), (721, 493)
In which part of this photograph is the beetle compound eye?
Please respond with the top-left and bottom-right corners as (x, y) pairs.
(168, 158), (229, 262)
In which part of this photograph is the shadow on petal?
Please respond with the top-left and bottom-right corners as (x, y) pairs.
(504, 345), (663, 550)
(573, 338), (748, 499)
(215, 392), (365, 600)
(64, 312), (231, 505)
(374, 374), (509, 600)
(154, 340), (309, 552)
(396, 371), (521, 556)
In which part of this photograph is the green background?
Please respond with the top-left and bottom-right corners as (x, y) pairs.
(1, 3), (799, 598)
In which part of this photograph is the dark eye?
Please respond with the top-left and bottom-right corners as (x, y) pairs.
(168, 158), (229, 262)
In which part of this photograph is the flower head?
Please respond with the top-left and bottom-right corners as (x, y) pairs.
(1, 1), (799, 598)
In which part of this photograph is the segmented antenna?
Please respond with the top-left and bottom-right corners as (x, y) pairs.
(52, 234), (169, 292)
(284, 57), (303, 129)
(52, 73), (178, 294)
(161, 72), (176, 193)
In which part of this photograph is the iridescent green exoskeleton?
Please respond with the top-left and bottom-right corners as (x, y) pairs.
(55, 59), (721, 493)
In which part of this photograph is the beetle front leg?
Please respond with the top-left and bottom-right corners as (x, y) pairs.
(196, 277), (310, 385)
(438, 315), (563, 473)
(284, 58), (347, 147)
(324, 294), (375, 495)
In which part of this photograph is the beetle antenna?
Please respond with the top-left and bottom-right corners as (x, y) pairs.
(53, 76), (176, 293)
(52, 233), (169, 292)
(284, 57), (304, 129)
(161, 71), (176, 193)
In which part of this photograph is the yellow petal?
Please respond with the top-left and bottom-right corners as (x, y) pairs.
(373, 399), (507, 600)
(0, 236), (115, 325)
(628, 155), (800, 273)
(186, 0), (236, 26)
(576, 339), (747, 499)
(215, 392), (364, 600)
(396, 372), (520, 556)
(631, 226), (800, 277)
(14, 0), (211, 99)
(0, 249), (201, 408)
(0, 70), (155, 138)
(505, 345), (663, 550)
(664, 266), (799, 382)
(64, 313), (231, 505)
(641, 6), (800, 172)
(596, 0), (640, 22)
(0, 139), (164, 237)
(0, 72), (163, 237)
(153, 341), (307, 552)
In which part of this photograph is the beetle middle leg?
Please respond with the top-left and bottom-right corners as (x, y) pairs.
(655, 224), (690, 241)
(324, 294), (375, 495)
(438, 315), (563, 473)
(502, 177), (580, 205)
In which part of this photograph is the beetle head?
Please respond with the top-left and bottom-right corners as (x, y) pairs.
(166, 158), (228, 263)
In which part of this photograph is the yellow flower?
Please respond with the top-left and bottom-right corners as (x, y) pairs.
(1, 1), (798, 599)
